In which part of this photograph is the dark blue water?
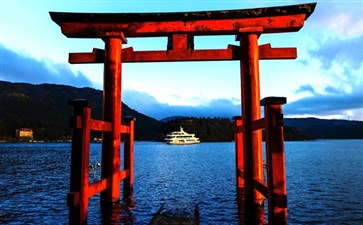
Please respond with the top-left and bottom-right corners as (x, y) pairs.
(1, 140), (362, 224)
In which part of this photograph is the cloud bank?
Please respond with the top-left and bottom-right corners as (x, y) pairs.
(308, 35), (363, 71)
(124, 87), (363, 121)
(0, 44), (94, 88)
(277, 28), (363, 120)
(286, 83), (363, 118)
(123, 73), (363, 120)
(123, 89), (241, 120)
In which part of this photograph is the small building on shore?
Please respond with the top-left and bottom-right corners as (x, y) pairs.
(16, 128), (33, 141)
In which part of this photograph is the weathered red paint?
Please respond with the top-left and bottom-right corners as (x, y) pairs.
(238, 29), (264, 206)
(68, 44), (296, 63)
(101, 37), (123, 205)
(68, 100), (91, 224)
(123, 117), (135, 198)
(54, 14), (308, 38)
(68, 100), (135, 224)
(262, 97), (288, 224)
(234, 97), (288, 224)
(234, 116), (244, 189)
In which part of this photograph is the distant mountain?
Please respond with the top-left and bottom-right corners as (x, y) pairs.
(284, 118), (363, 139)
(0, 81), (361, 142)
(160, 116), (184, 123)
(0, 81), (162, 141)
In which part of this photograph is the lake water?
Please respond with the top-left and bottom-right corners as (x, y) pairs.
(0, 140), (362, 224)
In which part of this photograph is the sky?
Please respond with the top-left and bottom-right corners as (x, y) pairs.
(0, 0), (362, 121)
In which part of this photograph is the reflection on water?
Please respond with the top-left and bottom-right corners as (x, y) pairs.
(236, 188), (266, 225)
(100, 194), (136, 225)
(1, 140), (363, 224)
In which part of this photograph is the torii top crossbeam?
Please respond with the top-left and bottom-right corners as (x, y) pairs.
(50, 3), (316, 63)
(50, 3), (316, 38)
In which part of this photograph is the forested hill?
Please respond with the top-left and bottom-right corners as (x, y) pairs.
(0, 81), (162, 141)
(1, 81), (362, 141)
(162, 117), (363, 141)
(161, 117), (313, 141)
(284, 118), (363, 139)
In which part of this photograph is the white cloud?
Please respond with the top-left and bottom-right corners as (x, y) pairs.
(325, 12), (363, 37)
(311, 1), (363, 37)
(122, 89), (240, 120)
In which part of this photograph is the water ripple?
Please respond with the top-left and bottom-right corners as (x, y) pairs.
(1, 141), (363, 224)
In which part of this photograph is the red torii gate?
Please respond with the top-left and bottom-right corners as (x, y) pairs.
(50, 2), (316, 224)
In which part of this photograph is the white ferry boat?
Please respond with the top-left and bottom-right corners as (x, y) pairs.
(165, 127), (200, 145)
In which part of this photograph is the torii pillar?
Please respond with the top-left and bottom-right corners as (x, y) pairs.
(100, 34), (127, 205)
(238, 27), (265, 208)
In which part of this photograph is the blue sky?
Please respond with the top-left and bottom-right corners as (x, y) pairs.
(0, 0), (362, 121)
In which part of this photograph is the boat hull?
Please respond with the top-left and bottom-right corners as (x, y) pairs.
(166, 141), (200, 145)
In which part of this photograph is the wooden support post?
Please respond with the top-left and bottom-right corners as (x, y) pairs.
(238, 28), (264, 208)
(123, 116), (135, 198)
(68, 99), (91, 224)
(233, 116), (244, 189)
(101, 36), (124, 205)
(261, 97), (288, 225)
(170, 34), (188, 50)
